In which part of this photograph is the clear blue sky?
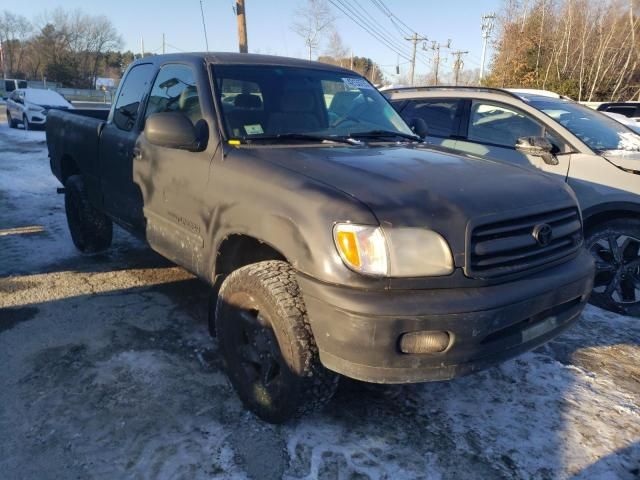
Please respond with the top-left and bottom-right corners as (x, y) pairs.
(16, 0), (502, 80)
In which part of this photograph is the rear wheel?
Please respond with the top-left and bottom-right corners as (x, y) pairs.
(215, 260), (339, 423)
(64, 175), (113, 253)
(586, 219), (640, 317)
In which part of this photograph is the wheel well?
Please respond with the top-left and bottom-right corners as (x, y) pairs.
(583, 209), (639, 234)
(61, 155), (80, 183)
(215, 234), (287, 279)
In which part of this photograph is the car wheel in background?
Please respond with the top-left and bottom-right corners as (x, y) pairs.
(586, 219), (640, 317)
(64, 175), (113, 253)
(215, 260), (339, 423)
(7, 111), (16, 128)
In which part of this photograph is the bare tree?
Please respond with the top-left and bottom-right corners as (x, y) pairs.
(0, 11), (32, 76)
(324, 30), (347, 67)
(292, 0), (335, 60)
(487, 0), (639, 101)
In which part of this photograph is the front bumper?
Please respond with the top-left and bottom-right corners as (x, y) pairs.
(299, 249), (594, 383)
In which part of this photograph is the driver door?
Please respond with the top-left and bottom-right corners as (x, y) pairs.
(455, 99), (570, 181)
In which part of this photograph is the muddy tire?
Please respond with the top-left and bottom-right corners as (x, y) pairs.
(7, 111), (17, 128)
(586, 219), (640, 317)
(64, 175), (113, 253)
(215, 260), (339, 423)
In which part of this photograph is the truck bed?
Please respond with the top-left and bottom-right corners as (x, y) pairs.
(46, 109), (108, 185)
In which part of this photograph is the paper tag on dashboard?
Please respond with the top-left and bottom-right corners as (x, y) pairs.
(244, 124), (264, 135)
(342, 77), (374, 90)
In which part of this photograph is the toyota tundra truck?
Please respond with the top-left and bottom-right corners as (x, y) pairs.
(46, 53), (595, 423)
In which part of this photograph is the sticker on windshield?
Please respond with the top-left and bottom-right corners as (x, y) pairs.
(244, 124), (264, 135)
(342, 77), (374, 90)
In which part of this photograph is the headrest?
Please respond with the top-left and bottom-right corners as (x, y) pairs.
(329, 91), (360, 116)
(234, 93), (262, 109)
(179, 86), (198, 110)
(280, 90), (315, 113)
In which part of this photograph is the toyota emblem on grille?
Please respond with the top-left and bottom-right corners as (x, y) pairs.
(532, 223), (553, 247)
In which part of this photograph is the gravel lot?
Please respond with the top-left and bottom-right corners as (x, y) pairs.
(0, 105), (639, 480)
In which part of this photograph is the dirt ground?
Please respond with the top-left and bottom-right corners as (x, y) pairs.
(0, 104), (639, 480)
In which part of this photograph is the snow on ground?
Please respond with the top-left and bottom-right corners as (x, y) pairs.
(0, 106), (638, 480)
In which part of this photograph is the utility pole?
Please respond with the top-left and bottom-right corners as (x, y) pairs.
(451, 50), (468, 85)
(405, 33), (428, 86)
(0, 38), (6, 79)
(236, 0), (248, 53)
(480, 13), (496, 82)
(162, 33), (165, 54)
(140, 35), (145, 59)
(426, 39), (451, 86)
(199, 0), (210, 51)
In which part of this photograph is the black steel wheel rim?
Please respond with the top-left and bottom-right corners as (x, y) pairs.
(590, 233), (640, 305)
(227, 297), (287, 402)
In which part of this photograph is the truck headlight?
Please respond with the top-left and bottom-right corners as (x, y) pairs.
(333, 224), (454, 277)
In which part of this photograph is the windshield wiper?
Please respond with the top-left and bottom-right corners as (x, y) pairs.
(247, 133), (361, 145)
(348, 130), (421, 142)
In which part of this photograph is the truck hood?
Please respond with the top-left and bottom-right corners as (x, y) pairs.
(256, 144), (575, 261)
(602, 149), (640, 173)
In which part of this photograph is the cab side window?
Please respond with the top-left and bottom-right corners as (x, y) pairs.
(113, 63), (155, 132)
(401, 99), (462, 138)
(144, 64), (203, 126)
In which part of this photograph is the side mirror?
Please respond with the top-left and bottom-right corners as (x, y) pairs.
(145, 112), (200, 151)
(408, 117), (429, 139)
(515, 136), (558, 165)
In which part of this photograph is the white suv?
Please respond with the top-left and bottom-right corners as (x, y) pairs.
(386, 86), (640, 316)
(6, 88), (73, 130)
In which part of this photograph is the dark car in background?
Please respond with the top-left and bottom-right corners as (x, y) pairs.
(596, 101), (640, 121)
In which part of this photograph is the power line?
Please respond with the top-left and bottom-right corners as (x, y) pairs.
(327, 0), (413, 62)
(332, 0), (414, 60)
(199, 0), (210, 51)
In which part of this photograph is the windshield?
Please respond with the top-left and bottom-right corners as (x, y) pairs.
(526, 96), (640, 152)
(25, 89), (70, 107)
(212, 64), (413, 142)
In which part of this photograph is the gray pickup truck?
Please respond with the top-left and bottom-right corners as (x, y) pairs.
(47, 53), (594, 423)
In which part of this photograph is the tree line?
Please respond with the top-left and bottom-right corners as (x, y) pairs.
(487, 0), (640, 101)
(0, 9), (132, 88)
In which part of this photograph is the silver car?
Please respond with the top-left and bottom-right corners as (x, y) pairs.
(6, 88), (73, 130)
(386, 86), (640, 316)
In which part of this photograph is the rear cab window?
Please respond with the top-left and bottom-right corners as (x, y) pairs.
(112, 63), (155, 131)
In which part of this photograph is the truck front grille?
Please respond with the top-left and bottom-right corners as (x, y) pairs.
(467, 207), (582, 279)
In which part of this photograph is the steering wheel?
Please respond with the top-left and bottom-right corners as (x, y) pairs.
(331, 115), (362, 128)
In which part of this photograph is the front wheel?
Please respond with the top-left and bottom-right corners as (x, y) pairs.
(22, 114), (30, 131)
(586, 219), (640, 317)
(215, 260), (339, 423)
(7, 111), (16, 128)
